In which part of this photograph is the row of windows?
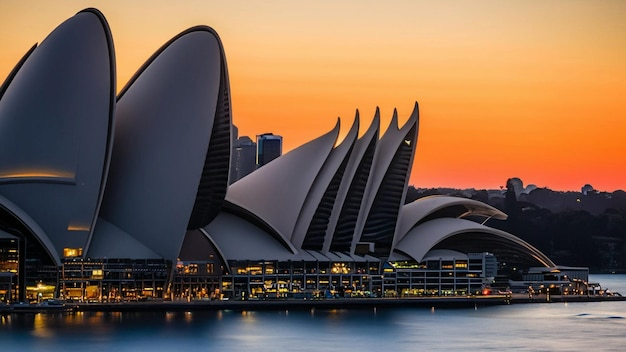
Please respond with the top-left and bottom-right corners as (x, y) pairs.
(229, 261), (380, 276)
(176, 263), (215, 275)
(392, 260), (483, 271)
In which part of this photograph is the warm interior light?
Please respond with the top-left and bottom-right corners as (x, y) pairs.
(0, 169), (75, 184)
(63, 248), (83, 257)
(67, 224), (90, 231)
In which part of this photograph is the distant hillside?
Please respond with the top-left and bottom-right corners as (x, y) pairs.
(406, 185), (626, 273)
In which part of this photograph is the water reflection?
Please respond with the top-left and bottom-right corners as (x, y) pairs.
(0, 305), (624, 351)
(0, 275), (624, 351)
(32, 314), (53, 338)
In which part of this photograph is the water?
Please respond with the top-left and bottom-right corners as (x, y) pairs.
(2, 274), (625, 351)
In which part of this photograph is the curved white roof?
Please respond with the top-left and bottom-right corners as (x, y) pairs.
(226, 121), (340, 252)
(324, 110), (380, 252)
(205, 210), (377, 263)
(292, 115), (359, 249)
(0, 195), (60, 264)
(187, 30), (232, 230)
(394, 217), (555, 267)
(0, 9), (115, 264)
(0, 7), (560, 274)
(205, 212), (304, 261)
(394, 195), (507, 247)
(0, 44), (36, 101)
(88, 218), (160, 258)
(354, 103), (419, 255)
(91, 26), (224, 261)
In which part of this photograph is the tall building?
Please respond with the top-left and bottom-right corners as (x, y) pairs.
(231, 136), (257, 183)
(256, 133), (282, 167)
(229, 124), (239, 183)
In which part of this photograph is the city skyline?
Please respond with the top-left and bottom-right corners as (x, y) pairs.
(1, 0), (624, 192)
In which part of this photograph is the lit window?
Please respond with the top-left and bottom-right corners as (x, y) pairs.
(331, 263), (350, 274)
(455, 261), (468, 269)
(63, 248), (83, 257)
(92, 269), (103, 279)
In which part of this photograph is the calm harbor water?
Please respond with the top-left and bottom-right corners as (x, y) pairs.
(1, 274), (625, 351)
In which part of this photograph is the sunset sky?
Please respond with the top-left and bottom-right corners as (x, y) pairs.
(1, 1), (625, 192)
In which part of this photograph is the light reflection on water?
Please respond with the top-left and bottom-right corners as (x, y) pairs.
(1, 275), (625, 351)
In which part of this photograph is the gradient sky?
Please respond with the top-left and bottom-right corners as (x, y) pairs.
(1, 0), (625, 192)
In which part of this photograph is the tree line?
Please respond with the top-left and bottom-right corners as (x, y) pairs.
(407, 185), (626, 273)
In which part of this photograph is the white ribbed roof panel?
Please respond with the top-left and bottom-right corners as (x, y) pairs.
(205, 212), (298, 261)
(0, 9), (115, 264)
(394, 217), (555, 266)
(353, 103), (419, 255)
(395, 195), (508, 246)
(88, 218), (160, 258)
(292, 116), (359, 249)
(0, 195), (59, 264)
(92, 27), (223, 261)
(324, 110), (380, 252)
(226, 122), (340, 250)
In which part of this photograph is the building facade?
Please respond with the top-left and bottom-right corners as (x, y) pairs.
(0, 8), (563, 303)
(232, 136), (257, 183)
(256, 133), (283, 167)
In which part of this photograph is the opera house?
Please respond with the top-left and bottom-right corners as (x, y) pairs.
(0, 9), (577, 303)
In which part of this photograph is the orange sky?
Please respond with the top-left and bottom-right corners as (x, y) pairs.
(1, 1), (625, 192)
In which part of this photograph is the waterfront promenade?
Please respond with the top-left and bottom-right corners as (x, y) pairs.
(77, 295), (511, 312)
(4, 293), (624, 314)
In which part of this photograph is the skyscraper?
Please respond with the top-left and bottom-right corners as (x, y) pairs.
(256, 133), (282, 167)
(229, 124), (239, 183)
(232, 136), (257, 183)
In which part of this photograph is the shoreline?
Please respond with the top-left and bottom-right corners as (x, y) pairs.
(3, 294), (624, 314)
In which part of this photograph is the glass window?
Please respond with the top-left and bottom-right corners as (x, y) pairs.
(63, 248), (83, 258)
